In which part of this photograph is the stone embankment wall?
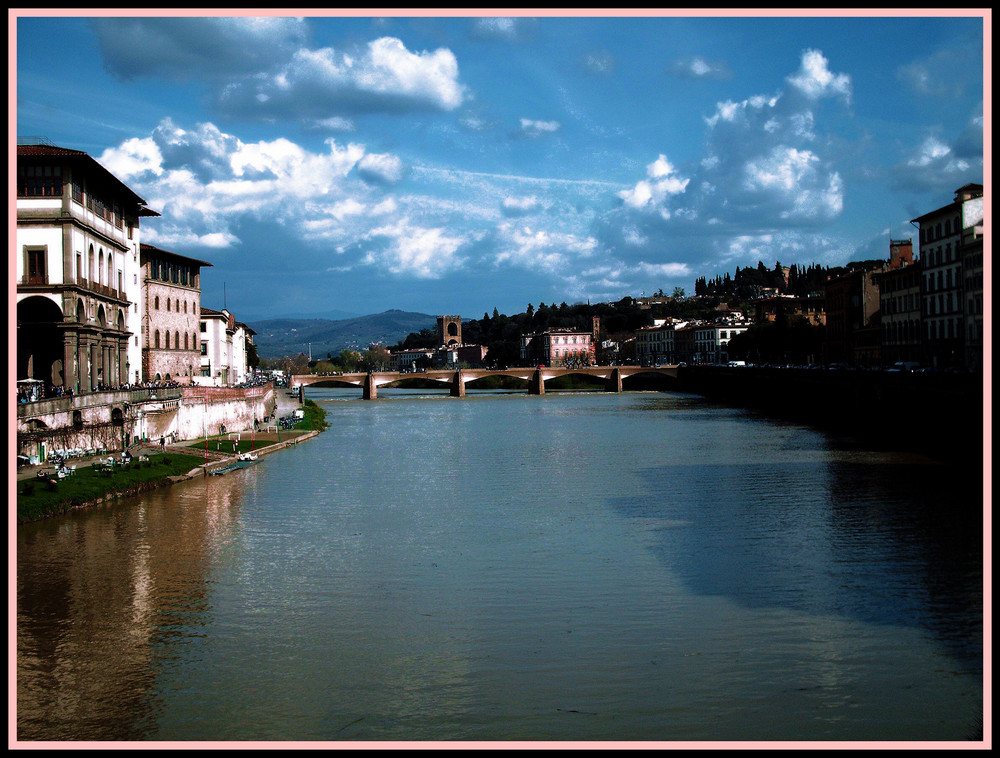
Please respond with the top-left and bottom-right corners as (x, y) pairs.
(175, 385), (276, 440)
(17, 384), (277, 461)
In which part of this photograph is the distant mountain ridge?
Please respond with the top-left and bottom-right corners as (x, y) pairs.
(249, 309), (435, 359)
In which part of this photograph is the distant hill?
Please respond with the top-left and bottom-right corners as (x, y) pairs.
(249, 309), (435, 359)
(239, 307), (360, 323)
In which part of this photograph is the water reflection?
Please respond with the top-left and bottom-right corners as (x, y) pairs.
(16, 391), (983, 742)
(623, 455), (981, 657)
(17, 470), (252, 740)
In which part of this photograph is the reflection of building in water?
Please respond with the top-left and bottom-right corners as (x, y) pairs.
(16, 475), (246, 740)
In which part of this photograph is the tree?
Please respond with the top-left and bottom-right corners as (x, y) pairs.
(334, 348), (362, 372)
(361, 345), (391, 372)
(672, 286), (685, 299)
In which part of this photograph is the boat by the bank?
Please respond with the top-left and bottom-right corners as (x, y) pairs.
(210, 459), (256, 476)
(237, 451), (259, 461)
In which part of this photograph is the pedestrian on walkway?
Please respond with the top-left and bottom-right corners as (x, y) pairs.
(160, 436), (165, 451)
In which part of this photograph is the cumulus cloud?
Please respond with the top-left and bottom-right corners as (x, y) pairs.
(594, 48), (851, 276)
(97, 117), (394, 253)
(786, 49), (852, 103)
(362, 218), (468, 278)
(91, 17), (308, 81)
(218, 37), (466, 119)
(618, 155), (690, 210)
(890, 123), (983, 194)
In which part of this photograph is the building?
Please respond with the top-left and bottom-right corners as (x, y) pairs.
(437, 315), (462, 346)
(391, 348), (436, 372)
(875, 241), (923, 367)
(520, 328), (595, 366)
(140, 243), (213, 383)
(910, 184), (982, 369)
(823, 263), (883, 368)
(442, 344), (489, 367)
(197, 308), (255, 386)
(16, 139), (158, 392)
(753, 295), (826, 327)
(688, 321), (750, 365)
(959, 191), (985, 371)
(634, 320), (688, 365)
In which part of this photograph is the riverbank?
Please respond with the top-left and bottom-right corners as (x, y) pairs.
(675, 365), (985, 466)
(15, 395), (327, 524)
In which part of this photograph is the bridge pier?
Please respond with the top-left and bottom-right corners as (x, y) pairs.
(529, 369), (545, 395)
(604, 367), (623, 393)
(450, 370), (465, 397)
(363, 372), (377, 400)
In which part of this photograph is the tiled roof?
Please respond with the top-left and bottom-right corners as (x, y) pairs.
(17, 144), (89, 157)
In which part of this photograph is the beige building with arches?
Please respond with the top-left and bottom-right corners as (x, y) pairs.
(16, 140), (159, 391)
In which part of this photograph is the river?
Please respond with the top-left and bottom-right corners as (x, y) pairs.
(15, 388), (984, 743)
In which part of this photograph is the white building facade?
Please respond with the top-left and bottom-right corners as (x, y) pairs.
(16, 140), (158, 391)
(196, 308), (254, 386)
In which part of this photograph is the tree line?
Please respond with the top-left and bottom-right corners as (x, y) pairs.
(262, 258), (867, 372)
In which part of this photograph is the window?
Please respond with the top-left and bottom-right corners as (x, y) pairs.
(154, 296), (159, 310)
(201, 342), (208, 355)
(167, 298), (171, 312)
(26, 247), (46, 284)
(17, 164), (63, 196)
(165, 332), (170, 349)
(72, 181), (83, 203)
(154, 330), (160, 348)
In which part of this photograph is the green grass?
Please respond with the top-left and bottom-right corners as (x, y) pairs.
(17, 453), (205, 524)
(297, 399), (328, 431)
(186, 437), (276, 454)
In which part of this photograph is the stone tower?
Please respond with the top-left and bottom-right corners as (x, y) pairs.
(437, 315), (462, 346)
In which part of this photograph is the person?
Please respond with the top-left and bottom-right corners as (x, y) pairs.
(160, 436), (165, 451)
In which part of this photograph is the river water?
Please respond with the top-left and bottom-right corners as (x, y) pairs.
(15, 388), (984, 743)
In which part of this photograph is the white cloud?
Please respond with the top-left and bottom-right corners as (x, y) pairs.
(618, 155), (689, 209)
(786, 49), (851, 103)
(519, 118), (561, 138)
(670, 56), (732, 80)
(219, 37), (466, 118)
(495, 223), (598, 274)
(98, 137), (164, 179)
(357, 153), (406, 185)
(363, 219), (467, 278)
(501, 195), (541, 216)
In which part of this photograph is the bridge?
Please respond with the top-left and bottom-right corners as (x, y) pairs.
(290, 365), (679, 400)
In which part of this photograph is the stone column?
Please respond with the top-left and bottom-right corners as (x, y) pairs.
(102, 338), (111, 387)
(529, 368), (545, 395)
(604, 367), (623, 393)
(62, 330), (77, 392)
(363, 372), (377, 400)
(450, 369), (465, 397)
(118, 338), (128, 385)
(89, 340), (100, 391)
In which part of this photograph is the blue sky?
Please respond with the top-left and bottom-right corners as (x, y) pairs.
(15, 12), (986, 322)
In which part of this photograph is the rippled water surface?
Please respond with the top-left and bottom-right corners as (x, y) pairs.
(16, 389), (983, 742)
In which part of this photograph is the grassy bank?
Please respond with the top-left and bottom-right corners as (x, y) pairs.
(17, 453), (205, 524)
